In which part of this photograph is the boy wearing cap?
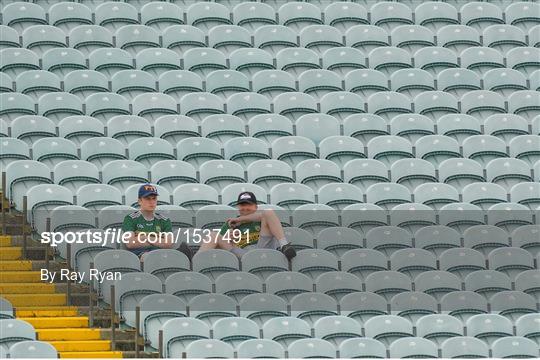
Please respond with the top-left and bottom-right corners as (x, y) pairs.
(122, 184), (192, 260)
(196, 191), (296, 260)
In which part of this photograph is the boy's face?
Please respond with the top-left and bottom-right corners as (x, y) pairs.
(138, 194), (158, 211)
(238, 202), (257, 216)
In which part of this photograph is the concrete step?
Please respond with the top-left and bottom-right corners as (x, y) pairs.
(59, 351), (123, 358)
(36, 328), (103, 341)
(20, 316), (89, 329)
(3, 293), (66, 307)
(48, 340), (111, 352)
(16, 306), (80, 318)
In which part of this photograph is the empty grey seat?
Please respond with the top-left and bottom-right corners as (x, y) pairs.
(150, 160), (197, 193)
(128, 138), (175, 168)
(139, 293), (186, 349)
(140, 2), (183, 31)
(6, 160), (52, 210)
(344, 69), (389, 99)
(247, 114), (293, 145)
(212, 317), (259, 347)
(159, 71), (203, 100)
(390, 159), (436, 191)
(183, 48), (228, 78)
(177, 137), (222, 168)
(254, 25), (297, 56)
(173, 184), (219, 211)
(390, 292), (438, 324)
(441, 336), (489, 358)
(208, 25), (252, 54)
(466, 313), (513, 345)
(437, 114), (481, 144)
(162, 317), (210, 358)
(102, 160), (148, 192)
(390, 248), (437, 279)
(462, 182), (507, 210)
(345, 25), (389, 54)
(509, 135), (540, 167)
(270, 183), (315, 210)
(142, 249), (190, 282)
(114, 272), (162, 327)
(85, 93), (130, 123)
(283, 227), (314, 251)
(278, 2), (322, 31)
(339, 292), (388, 325)
(239, 293), (288, 327)
(343, 159), (389, 193)
(484, 114), (529, 143)
(365, 269), (413, 301)
(515, 313), (540, 344)
(490, 290), (537, 321)
(338, 338), (386, 359)
(315, 271), (362, 302)
(0, 298), (13, 319)
(0, 319), (36, 352)
(88, 48), (134, 77)
(515, 270), (540, 299)
(290, 292), (338, 325)
(461, 2), (504, 30)
(162, 25), (206, 56)
(317, 183), (363, 211)
(313, 315), (362, 347)
(0, 48), (40, 80)
(58, 116), (104, 146)
(316, 228), (362, 257)
(366, 226), (412, 257)
(437, 68), (481, 97)
(416, 314), (464, 346)
(415, 91), (459, 121)
(366, 183), (412, 210)
(367, 135), (413, 166)
(215, 272), (263, 302)
(0, 138), (30, 169)
(237, 339), (284, 359)
(186, 2), (232, 32)
(415, 225), (461, 256)
(341, 203), (388, 238)
(511, 225), (540, 257)
(287, 338), (336, 359)
(364, 315), (414, 347)
(251, 70), (295, 99)
(192, 249), (239, 281)
(440, 291), (488, 322)
(93, 249), (140, 299)
(491, 336), (539, 358)
(389, 337), (438, 359)
(341, 249), (388, 282)
(199, 160), (245, 191)
(415, 270), (462, 302)
(111, 70), (156, 100)
(265, 271), (313, 303)
(223, 137), (270, 168)
(461, 47), (504, 75)
(262, 317), (311, 347)
(180, 92), (225, 122)
(241, 249), (288, 280)
(463, 225), (509, 256)
(440, 248), (486, 278)
(507, 47), (540, 76)
(273, 93), (318, 121)
(389, 113), (435, 143)
(233, 3), (276, 31)
(413, 183), (459, 210)
(206, 71), (249, 100)
(321, 47), (366, 77)
(487, 203), (533, 233)
(291, 249), (338, 280)
(464, 270), (512, 299)
(8, 340), (57, 359)
(165, 272), (212, 304)
(188, 293), (237, 326)
(16, 70), (61, 101)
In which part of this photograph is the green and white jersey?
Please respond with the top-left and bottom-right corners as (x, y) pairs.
(122, 211), (172, 234)
(219, 220), (261, 249)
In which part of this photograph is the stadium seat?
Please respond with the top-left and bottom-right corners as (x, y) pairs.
(177, 137), (223, 167)
(215, 272), (263, 302)
(515, 313), (540, 344)
(223, 136), (268, 169)
(102, 160), (148, 192)
(367, 136), (413, 166)
(162, 317), (210, 358)
(159, 71), (203, 100)
(183, 48), (228, 78)
(16, 70), (61, 101)
(278, 2), (322, 31)
(237, 339), (285, 358)
(94, 2), (138, 31)
(32, 137), (78, 168)
(233, 2), (277, 31)
(345, 69), (389, 98)
(415, 91), (459, 121)
(416, 314), (464, 346)
(440, 248), (486, 279)
(291, 249), (339, 280)
(241, 249), (288, 281)
(462, 182), (508, 210)
(290, 292), (338, 325)
(440, 291), (488, 322)
(315, 271), (363, 301)
(187, 2), (231, 31)
(296, 114), (341, 145)
(440, 337), (489, 358)
(128, 138), (175, 168)
(263, 316), (312, 348)
(276, 48), (321, 76)
(180, 92), (225, 122)
(251, 70), (296, 99)
(0, 138), (30, 169)
(487, 202), (533, 233)
(414, 270), (462, 302)
(515, 270), (540, 299)
(80, 137), (126, 167)
(140, 2), (183, 31)
(173, 184), (219, 211)
(389, 337), (438, 358)
(162, 25), (206, 56)
(188, 293), (238, 326)
(0, 48), (40, 80)
(511, 225), (540, 257)
(463, 225), (509, 256)
(299, 25), (343, 54)
(365, 271), (412, 301)
(254, 25), (298, 56)
(298, 69), (342, 98)
(464, 270), (512, 299)
(164, 272), (212, 304)
(265, 271), (313, 303)
(154, 115), (200, 145)
(284, 227), (314, 251)
(364, 314), (414, 346)
(390, 248), (437, 279)
(212, 317), (259, 348)
(208, 25), (252, 54)
(390, 159), (436, 191)
(492, 337), (539, 358)
(0, 94), (39, 127)
(466, 313), (514, 345)
(313, 315), (362, 347)
(287, 338), (336, 359)
(113, 110), (155, 138)
(206, 71), (250, 100)
(110, 70), (155, 101)
(490, 291), (537, 321)
(150, 160), (197, 193)
(321, 47), (366, 77)
(199, 159), (245, 191)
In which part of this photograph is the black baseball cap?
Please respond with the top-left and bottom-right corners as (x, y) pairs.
(237, 191), (257, 205)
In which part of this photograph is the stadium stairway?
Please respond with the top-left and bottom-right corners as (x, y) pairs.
(0, 209), (128, 358)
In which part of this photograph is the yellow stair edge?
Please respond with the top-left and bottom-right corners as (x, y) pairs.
(0, 260), (33, 271)
(19, 316), (89, 329)
(0, 247), (22, 260)
(0, 282), (56, 294)
(48, 340), (111, 352)
(37, 328), (103, 341)
(2, 293), (66, 307)
(0, 235), (11, 247)
(0, 270), (43, 283)
(16, 306), (80, 318)
(59, 351), (123, 358)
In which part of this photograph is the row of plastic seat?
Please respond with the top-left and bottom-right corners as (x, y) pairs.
(3, 20), (540, 57)
(3, 1), (538, 34)
(1, 315), (538, 359)
(4, 42), (540, 84)
(3, 91), (540, 135)
(3, 67), (539, 103)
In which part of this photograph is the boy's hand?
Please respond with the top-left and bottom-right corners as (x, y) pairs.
(227, 218), (242, 228)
